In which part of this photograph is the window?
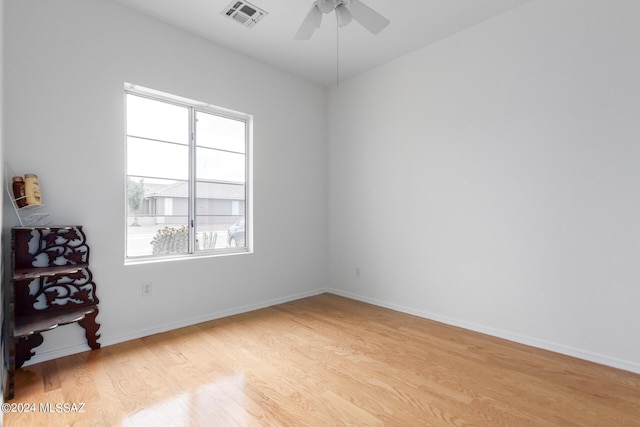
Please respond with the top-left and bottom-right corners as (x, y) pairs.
(125, 84), (251, 261)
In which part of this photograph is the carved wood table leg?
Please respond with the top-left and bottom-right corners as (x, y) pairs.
(78, 308), (101, 350)
(6, 339), (16, 400)
(15, 333), (44, 368)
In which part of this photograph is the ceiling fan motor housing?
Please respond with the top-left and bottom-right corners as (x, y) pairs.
(316, 0), (334, 14)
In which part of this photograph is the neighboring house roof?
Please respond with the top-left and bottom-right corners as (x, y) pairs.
(144, 181), (185, 198)
(143, 181), (244, 200)
(143, 182), (177, 197)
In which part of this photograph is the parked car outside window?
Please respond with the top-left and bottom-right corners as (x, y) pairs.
(227, 218), (245, 247)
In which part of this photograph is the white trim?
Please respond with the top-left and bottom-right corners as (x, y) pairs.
(24, 286), (640, 375)
(326, 288), (640, 375)
(124, 83), (251, 122)
(124, 82), (252, 262)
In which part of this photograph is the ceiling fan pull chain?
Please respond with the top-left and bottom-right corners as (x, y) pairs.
(336, 13), (339, 86)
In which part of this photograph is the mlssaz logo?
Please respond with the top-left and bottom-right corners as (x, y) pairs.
(39, 402), (86, 413)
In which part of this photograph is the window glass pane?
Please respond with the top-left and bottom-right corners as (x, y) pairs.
(126, 94), (189, 145)
(126, 177), (189, 257)
(196, 147), (245, 183)
(195, 216), (245, 250)
(195, 182), (245, 251)
(196, 111), (246, 153)
(127, 137), (188, 180)
(195, 182), (245, 215)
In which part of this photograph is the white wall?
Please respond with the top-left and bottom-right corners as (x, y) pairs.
(3, 0), (327, 362)
(328, 0), (640, 373)
(4, 0), (639, 375)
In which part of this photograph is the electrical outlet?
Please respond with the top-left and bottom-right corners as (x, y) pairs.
(142, 281), (152, 297)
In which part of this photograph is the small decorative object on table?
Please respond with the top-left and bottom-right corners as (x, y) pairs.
(4, 163), (50, 226)
(11, 176), (27, 208)
(24, 173), (42, 205)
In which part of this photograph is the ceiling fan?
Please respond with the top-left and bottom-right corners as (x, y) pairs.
(294, 0), (390, 40)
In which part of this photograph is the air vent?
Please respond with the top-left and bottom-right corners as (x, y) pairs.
(222, 1), (268, 28)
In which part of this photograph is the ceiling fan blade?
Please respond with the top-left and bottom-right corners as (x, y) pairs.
(344, 0), (390, 34)
(335, 4), (353, 28)
(294, 5), (323, 40)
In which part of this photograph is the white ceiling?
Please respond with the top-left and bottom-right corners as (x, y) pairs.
(111, 0), (532, 86)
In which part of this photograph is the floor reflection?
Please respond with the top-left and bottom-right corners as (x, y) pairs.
(125, 374), (247, 426)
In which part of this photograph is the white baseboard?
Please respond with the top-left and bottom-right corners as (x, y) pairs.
(23, 286), (640, 376)
(22, 288), (327, 367)
(326, 288), (640, 375)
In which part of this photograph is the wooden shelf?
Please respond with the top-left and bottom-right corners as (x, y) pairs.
(13, 264), (89, 281)
(14, 305), (98, 338)
(5, 226), (101, 401)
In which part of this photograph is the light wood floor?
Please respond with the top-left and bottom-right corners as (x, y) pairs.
(5, 293), (640, 426)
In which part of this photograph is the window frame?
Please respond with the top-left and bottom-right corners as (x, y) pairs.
(124, 83), (252, 263)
